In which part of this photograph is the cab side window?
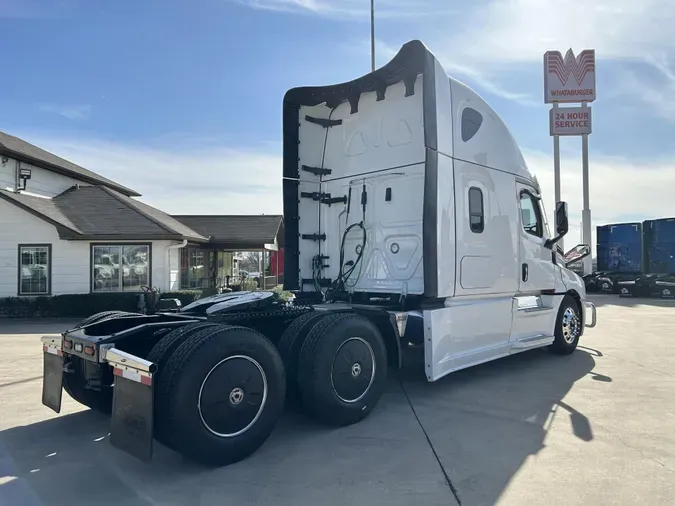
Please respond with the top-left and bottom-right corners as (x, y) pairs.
(520, 192), (543, 237)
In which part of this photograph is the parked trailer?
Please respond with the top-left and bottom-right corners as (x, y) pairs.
(644, 218), (675, 274)
(617, 217), (675, 298)
(596, 222), (644, 275)
(592, 218), (675, 298)
(40, 40), (598, 467)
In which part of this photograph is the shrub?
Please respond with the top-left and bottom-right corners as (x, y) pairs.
(229, 279), (259, 292)
(0, 293), (140, 319)
(270, 285), (293, 301)
(0, 285), (288, 319)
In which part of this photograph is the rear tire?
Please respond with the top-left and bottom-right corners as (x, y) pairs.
(276, 311), (329, 407)
(549, 295), (581, 355)
(147, 322), (222, 448)
(297, 313), (387, 427)
(147, 322), (221, 378)
(155, 325), (286, 467)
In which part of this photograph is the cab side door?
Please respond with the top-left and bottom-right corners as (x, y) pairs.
(510, 182), (559, 344)
(516, 183), (557, 294)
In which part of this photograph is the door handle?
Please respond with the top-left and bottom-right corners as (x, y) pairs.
(522, 263), (528, 282)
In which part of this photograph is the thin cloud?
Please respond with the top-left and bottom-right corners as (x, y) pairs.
(234, 0), (452, 19)
(11, 131), (674, 246)
(524, 148), (675, 246)
(608, 56), (675, 123)
(13, 132), (283, 215)
(435, 0), (675, 114)
(250, 0), (675, 117)
(350, 37), (539, 105)
(440, 60), (538, 106)
(38, 104), (92, 121)
(447, 0), (675, 64)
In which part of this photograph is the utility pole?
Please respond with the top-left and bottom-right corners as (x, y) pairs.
(370, 0), (375, 72)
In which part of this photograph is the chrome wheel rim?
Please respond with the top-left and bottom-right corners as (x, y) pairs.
(561, 307), (580, 344)
(330, 337), (376, 404)
(197, 355), (268, 438)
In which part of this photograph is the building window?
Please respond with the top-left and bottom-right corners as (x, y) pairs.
(468, 187), (484, 233)
(180, 248), (206, 289)
(520, 192), (543, 237)
(461, 107), (483, 142)
(18, 245), (51, 295)
(92, 244), (150, 292)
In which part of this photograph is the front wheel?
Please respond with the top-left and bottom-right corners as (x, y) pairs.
(549, 295), (582, 355)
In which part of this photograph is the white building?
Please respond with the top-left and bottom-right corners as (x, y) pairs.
(0, 131), (284, 299)
(0, 131), (212, 298)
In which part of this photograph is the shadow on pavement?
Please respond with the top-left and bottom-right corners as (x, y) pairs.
(398, 345), (604, 506)
(0, 346), (606, 506)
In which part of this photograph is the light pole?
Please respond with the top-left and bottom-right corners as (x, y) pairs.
(370, 0), (375, 71)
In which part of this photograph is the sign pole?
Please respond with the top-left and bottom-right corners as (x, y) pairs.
(544, 48), (595, 270)
(370, 0), (375, 72)
(581, 100), (592, 275)
(552, 102), (563, 252)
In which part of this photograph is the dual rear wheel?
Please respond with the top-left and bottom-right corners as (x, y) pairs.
(150, 324), (285, 466)
(148, 312), (388, 467)
(279, 312), (388, 426)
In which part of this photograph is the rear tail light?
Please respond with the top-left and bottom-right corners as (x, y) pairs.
(63, 339), (72, 350)
(84, 346), (95, 356)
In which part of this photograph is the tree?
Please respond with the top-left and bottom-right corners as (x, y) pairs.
(238, 251), (262, 273)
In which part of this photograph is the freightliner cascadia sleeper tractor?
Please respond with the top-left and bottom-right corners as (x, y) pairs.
(39, 40), (597, 467)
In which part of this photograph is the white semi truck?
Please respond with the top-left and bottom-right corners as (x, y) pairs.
(40, 40), (597, 467)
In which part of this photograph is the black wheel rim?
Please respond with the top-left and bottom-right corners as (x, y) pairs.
(330, 337), (375, 403)
(198, 355), (268, 438)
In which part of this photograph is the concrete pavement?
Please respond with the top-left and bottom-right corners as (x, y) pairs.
(1, 296), (674, 505)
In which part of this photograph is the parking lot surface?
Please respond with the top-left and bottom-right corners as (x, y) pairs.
(1, 295), (674, 506)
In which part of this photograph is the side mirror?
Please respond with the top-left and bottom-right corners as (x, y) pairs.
(545, 201), (569, 249)
(564, 244), (591, 267)
(555, 201), (569, 236)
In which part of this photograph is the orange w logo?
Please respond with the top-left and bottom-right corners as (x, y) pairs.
(546, 49), (595, 86)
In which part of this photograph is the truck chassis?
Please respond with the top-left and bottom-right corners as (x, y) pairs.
(40, 293), (412, 466)
(38, 37), (600, 467)
(40, 290), (595, 467)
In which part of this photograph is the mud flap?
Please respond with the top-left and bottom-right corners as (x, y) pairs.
(110, 370), (154, 462)
(41, 347), (64, 413)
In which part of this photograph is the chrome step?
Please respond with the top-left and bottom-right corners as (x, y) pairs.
(511, 335), (554, 349)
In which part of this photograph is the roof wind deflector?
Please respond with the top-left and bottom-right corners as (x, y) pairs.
(282, 39), (430, 110)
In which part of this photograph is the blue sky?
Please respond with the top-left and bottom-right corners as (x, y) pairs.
(1, 0), (675, 239)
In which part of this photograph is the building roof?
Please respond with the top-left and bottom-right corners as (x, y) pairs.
(0, 186), (208, 242)
(172, 215), (284, 250)
(0, 131), (140, 197)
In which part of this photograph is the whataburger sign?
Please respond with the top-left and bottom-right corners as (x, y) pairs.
(544, 49), (596, 104)
(544, 47), (595, 274)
